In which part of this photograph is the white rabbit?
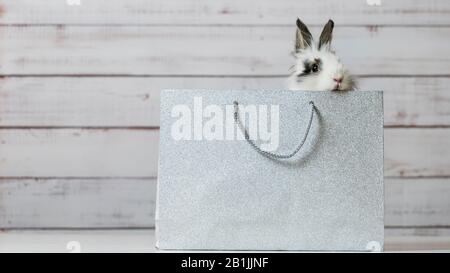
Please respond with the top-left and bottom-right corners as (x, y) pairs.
(288, 19), (356, 91)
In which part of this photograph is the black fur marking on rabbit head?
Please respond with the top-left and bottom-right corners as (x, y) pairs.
(297, 58), (322, 78)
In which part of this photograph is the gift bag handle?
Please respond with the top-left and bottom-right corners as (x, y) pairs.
(233, 100), (316, 159)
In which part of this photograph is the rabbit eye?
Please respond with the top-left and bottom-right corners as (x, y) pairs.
(312, 64), (319, 72)
(299, 59), (321, 76)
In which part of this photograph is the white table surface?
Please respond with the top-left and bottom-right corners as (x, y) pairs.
(0, 229), (449, 253)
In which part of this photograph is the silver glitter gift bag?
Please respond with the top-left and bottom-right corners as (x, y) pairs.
(156, 90), (384, 251)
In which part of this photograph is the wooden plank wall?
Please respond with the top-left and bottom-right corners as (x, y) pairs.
(0, 0), (449, 235)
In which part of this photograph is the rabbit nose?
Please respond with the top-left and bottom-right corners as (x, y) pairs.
(333, 76), (343, 83)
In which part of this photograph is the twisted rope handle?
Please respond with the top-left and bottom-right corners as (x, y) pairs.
(233, 100), (316, 159)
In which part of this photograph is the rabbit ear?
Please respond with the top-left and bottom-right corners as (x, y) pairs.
(295, 18), (313, 52)
(318, 19), (334, 50)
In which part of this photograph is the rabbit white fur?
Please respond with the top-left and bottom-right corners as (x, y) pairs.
(288, 19), (356, 91)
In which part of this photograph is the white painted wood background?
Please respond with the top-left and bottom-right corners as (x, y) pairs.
(0, 0), (449, 236)
(2, 229), (450, 252)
